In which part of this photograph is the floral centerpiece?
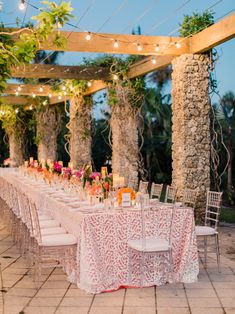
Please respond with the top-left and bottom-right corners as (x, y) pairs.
(51, 161), (62, 174)
(3, 157), (11, 167)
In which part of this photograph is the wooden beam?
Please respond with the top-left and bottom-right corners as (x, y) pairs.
(12, 29), (189, 56)
(3, 84), (54, 96)
(128, 55), (174, 78)
(11, 64), (110, 80)
(0, 96), (32, 106)
(190, 13), (235, 53)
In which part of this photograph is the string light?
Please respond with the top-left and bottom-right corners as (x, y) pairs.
(15, 108), (19, 113)
(48, 93), (52, 98)
(39, 86), (43, 92)
(175, 42), (181, 48)
(29, 105), (33, 110)
(19, 0), (26, 10)
(32, 93), (36, 98)
(63, 91), (67, 95)
(137, 43), (143, 52)
(85, 32), (91, 41)
(62, 85), (66, 91)
(17, 86), (22, 91)
(151, 58), (156, 64)
(58, 95), (62, 100)
(42, 100), (47, 106)
(15, 91), (19, 96)
(113, 40), (119, 48)
(87, 81), (92, 87)
(155, 44), (160, 52)
(113, 74), (118, 81)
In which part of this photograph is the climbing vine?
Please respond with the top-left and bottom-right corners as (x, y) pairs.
(0, 1), (73, 92)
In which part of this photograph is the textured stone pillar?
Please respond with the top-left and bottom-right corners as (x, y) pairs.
(69, 96), (92, 168)
(36, 106), (61, 161)
(110, 86), (139, 190)
(8, 131), (24, 167)
(172, 54), (211, 211)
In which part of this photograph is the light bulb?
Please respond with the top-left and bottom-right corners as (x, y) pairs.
(48, 93), (52, 98)
(85, 32), (91, 41)
(151, 58), (156, 64)
(19, 0), (25, 10)
(39, 87), (43, 92)
(58, 95), (62, 100)
(15, 108), (19, 113)
(155, 44), (160, 52)
(17, 86), (22, 91)
(113, 40), (119, 48)
(43, 100), (47, 106)
(113, 74), (118, 81)
(137, 44), (143, 52)
(15, 91), (19, 96)
(62, 85), (66, 91)
(175, 42), (181, 49)
(64, 91), (67, 95)
(29, 105), (33, 110)
(32, 93), (36, 98)
(87, 81), (92, 87)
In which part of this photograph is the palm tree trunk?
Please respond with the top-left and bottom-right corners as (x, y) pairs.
(69, 96), (92, 168)
(227, 126), (233, 191)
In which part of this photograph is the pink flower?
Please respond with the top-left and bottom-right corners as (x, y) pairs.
(89, 172), (101, 180)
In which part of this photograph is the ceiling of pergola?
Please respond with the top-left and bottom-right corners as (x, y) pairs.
(2, 12), (235, 107)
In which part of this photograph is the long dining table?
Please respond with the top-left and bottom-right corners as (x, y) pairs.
(0, 168), (199, 293)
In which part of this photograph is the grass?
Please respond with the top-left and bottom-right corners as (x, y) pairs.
(220, 206), (235, 224)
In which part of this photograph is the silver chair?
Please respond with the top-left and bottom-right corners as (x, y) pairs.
(182, 189), (197, 209)
(150, 183), (163, 201)
(138, 180), (149, 194)
(128, 197), (176, 292)
(165, 186), (177, 204)
(195, 191), (223, 272)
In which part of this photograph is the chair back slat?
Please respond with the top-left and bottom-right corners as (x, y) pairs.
(182, 189), (197, 208)
(139, 180), (149, 194)
(150, 183), (163, 200)
(205, 191), (223, 230)
(165, 186), (177, 204)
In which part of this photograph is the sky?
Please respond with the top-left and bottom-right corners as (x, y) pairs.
(0, 0), (235, 101)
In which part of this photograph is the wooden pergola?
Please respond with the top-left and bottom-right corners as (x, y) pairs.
(2, 12), (235, 107)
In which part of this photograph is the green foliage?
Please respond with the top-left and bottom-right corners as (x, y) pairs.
(0, 1), (73, 92)
(53, 79), (88, 97)
(0, 105), (23, 132)
(179, 11), (214, 37)
(220, 206), (235, 223)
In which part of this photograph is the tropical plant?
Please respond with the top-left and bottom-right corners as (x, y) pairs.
(179, 10), (214, 37)
(0, 1), (73, 91)
(214, 91), (235, 194)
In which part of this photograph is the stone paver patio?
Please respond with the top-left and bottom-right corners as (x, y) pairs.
(0, 215), (235, 314)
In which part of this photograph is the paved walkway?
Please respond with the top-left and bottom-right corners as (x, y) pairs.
(0, 215), (235, 314)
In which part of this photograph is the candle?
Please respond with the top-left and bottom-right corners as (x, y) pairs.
(29, 157), (34, 163)
(113, 173), (119, 188)
(101, 166), (108, 178)
(68, 162), (73, 169)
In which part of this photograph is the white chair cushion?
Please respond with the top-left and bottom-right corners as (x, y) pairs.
(40, 234), (77, 246)
(41, 227), (66, 236)
(128, 237), (170, 252)
(39, 214), (52, 221)
(195, 226), (217, 236)
(40, 220), (60, 229)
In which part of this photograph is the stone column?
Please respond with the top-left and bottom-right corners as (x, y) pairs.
(172, 54), (211, 212)
(8, 130), (25, 167)
(69, 96), (92, 168)
(36, 106), (61, 161)
(110, 86), (139, 190)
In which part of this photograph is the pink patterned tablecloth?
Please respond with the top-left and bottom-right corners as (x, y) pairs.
(0, 170), (199, 294)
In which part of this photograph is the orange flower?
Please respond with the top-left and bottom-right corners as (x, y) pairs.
(117, 187), (136, 204)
